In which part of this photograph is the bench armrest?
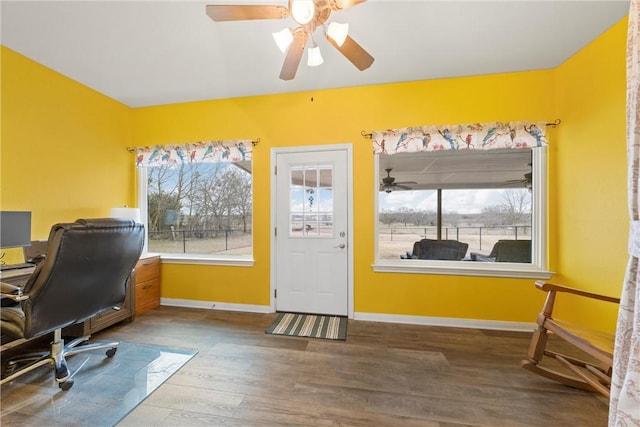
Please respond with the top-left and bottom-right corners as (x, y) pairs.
(534, 281), (620, 304)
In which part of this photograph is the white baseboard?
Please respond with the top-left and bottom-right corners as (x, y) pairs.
(159, 299), (536, 332)
(160, 298), (271, 313)
(353, 312), (536, 332)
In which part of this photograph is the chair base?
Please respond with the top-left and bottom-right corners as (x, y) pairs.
(521, 357), (611, 397)
(1, 328), (119, 390)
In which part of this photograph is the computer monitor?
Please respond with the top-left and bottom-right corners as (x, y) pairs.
(0, 211), (32, 248)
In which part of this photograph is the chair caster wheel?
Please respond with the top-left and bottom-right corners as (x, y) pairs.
(106, 347), (117, 358)
(55, 363), (70, 382)
(59, 380), (74, 391)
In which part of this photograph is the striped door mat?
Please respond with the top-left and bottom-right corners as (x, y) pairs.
(265, 312), (347, 340)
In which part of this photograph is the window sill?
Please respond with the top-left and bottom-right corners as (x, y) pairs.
(159, 254), (254, 267)
(373, 260), (553, 279)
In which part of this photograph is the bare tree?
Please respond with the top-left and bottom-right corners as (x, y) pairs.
(379, 209), (396, 227)
(396, 207), (414, 226)
(226, 166), (252, 233)
(147, 162), (253, 240)
(500, 189), (531, 225)
(190, 164), (225, 236)
(177, 163), (253, 235)
(147, 165), (182, 233)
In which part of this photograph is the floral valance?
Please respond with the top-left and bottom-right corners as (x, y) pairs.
(134, 140), (252, 167)
(372, 121), (548, 155)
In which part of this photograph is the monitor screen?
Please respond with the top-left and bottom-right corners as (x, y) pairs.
(0, 211), (32, 248)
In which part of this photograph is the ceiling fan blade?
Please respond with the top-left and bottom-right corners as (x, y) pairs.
(206, 5), (289, 22)
(327, 34), (374, 71)
(332, 0), (367, 10)
(279, 30), (309, 81)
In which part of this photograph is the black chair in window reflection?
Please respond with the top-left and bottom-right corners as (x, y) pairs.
(402, 238), (469, 261)
(470, 239), (531, 263)
(0, 218), (144, 390)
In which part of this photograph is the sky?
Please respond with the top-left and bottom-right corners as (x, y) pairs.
(153, 162), (523, 215)
(379, 189), (519, 214)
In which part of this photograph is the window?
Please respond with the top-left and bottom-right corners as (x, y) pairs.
(136, 141), (253, 265)
(374, 147), (550, 278)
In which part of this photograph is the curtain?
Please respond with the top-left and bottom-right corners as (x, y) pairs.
(134, 140), (252, 167)
(371, 120), (548, 155)
(610, 1), (640, 425)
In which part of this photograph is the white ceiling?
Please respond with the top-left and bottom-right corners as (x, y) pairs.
(1, 0), (630, 108)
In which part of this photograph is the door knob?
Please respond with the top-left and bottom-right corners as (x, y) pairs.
(335, 243), (346, 249)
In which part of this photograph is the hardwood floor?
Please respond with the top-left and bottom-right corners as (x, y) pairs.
(20, 306), (614, 426)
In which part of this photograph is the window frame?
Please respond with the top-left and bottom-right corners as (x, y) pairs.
(372, 147), (552, 279)
(137, 165), (255, 267)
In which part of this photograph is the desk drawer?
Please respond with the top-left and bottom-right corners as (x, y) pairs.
(135, 278), (160, 314)
(135, 257), (160, 283)
(134, 255), (161, 316)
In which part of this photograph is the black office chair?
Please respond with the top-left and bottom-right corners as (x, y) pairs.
(0, 218), (144, 390)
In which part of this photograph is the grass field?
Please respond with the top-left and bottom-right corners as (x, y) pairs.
(149, 233), (252, 256)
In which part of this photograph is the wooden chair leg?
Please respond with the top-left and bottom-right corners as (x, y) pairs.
(526, 326), (548, 364)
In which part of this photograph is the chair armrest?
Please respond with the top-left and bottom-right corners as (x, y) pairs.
(1, 282), (29, 302)
(1, 281), (20, 294)
(534, 281), (620, 304)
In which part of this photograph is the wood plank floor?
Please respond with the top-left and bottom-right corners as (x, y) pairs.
(13, 306), (612, 426)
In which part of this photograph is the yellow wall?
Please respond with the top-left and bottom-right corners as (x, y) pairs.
(134, 71), (556, 318)
(552, 18), (628, 329)
(1, 15), (628, 328)
(1, 47), (135, 239)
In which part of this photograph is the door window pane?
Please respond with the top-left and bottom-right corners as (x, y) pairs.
(289, 164), (334, 238)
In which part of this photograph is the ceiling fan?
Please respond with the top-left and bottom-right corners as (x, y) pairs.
(507, 171), (533, 190)
(206, 0), (375, 80)
(380, 169), (417, 193)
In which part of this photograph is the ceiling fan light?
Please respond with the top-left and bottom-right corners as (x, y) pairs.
(307, 43), (323, 67)
(327, 22), (349, 46)
(290, 0), (315, 25)
(272, 28), (293, 53)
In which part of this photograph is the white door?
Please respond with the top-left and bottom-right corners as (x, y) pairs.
(274, 149), (349, 316)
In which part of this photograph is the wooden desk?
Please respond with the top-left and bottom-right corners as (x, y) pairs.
(64, 273), (136, 337)
(0, 265), (36, 287)
(63, 254), (162, 334)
